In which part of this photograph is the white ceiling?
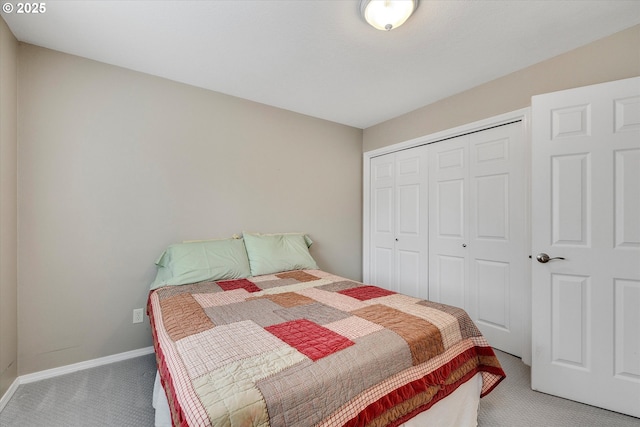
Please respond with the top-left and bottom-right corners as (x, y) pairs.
(3, 0), (640, 128)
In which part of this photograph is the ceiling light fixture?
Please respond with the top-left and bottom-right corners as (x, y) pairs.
(359, 0), (420, 31)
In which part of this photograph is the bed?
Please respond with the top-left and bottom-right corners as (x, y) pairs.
(147, 233), (505, 426)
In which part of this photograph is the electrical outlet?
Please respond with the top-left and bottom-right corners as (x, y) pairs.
(133, 308), (144, 324)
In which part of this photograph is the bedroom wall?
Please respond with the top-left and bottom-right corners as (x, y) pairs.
(363, 24), (640, 151)
(0, 16), (18, 398)
(17, 44), (362, 375)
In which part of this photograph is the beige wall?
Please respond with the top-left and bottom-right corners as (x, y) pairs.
(364, 24), (640, 152)
(0, 16), (18, 397)
(17, 44), (362, 375)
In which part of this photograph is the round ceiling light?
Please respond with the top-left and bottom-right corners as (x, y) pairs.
(359, 0), (420, 31)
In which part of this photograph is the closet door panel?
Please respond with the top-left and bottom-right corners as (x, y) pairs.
(475, 174), (508, 240)
(373, 247), (393, 290)
(436, 255), (466, 308)
(396, 183), (421, 297)
(397, 249), (420, 298)
(395, 147), (429, 299)
(370, 155), (396, 291)
(397, 184), (420, 235)
(429, 136), (469, 306)
(469, 123), (526, 356)
(369, 147), (428, 298)
(436, 179), (465, 237)
(475, 259), (510, 329)
(373, 187), (393, 233)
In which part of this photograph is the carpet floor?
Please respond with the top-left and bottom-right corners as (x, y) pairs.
(0, 350), (637, 426)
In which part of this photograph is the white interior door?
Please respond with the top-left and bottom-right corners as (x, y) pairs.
(428, 122), (527, 357)
(531, 77), (640, 417)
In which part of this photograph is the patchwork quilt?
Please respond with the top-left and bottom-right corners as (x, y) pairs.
(147, 269), (505, 427)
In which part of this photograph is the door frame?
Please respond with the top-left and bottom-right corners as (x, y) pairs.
(363, 107), (532, 365)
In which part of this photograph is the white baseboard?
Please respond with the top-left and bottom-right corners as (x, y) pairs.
(0, 346), (154, 412)
(0, 377), (20, 413)
(19, 346), (155, 384)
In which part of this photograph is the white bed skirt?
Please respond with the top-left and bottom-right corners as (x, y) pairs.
(153, 371), (482, 427)
(152, 372), (172, 427)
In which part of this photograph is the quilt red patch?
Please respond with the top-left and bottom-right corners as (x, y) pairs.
(338, 285), (395, 301)
(265, 319), (354, 361)
(216, 278), (262, 293)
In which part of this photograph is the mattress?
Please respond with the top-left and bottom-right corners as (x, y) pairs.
(147, 269), (505, 426)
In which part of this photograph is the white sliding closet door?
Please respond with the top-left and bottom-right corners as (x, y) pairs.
(429, 122), (527, 357)
(369, 146), (428, 299)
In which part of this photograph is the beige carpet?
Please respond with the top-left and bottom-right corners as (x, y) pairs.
(0, 354), (157, 426)
(0, 349), (638, 426)
(478, 350), (639, 427)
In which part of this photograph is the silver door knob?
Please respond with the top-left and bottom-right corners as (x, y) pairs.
(536, 253), (565, 263)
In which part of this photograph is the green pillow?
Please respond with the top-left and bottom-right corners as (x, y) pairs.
(150, 238), (251, 289)
(243, 232), (319, 276)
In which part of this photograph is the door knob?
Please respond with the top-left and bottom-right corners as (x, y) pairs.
(536, 253), (565, 263)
